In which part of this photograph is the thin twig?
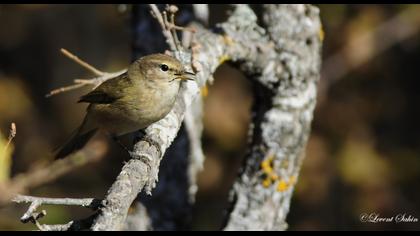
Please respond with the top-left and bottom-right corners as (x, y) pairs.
(149, 4), (196, 52)
(60, 48), (104, 76)
(45, 68), (126, 98)
(149, 4), (177, 51)
(0, 140), (107, 204)
(19, 199), (41, 223)
(13, 194), (101, 210)
(90, 69), (127, 89)
(3, 122), (16, 155)
(12, 194), (101, 229)
(156, 4), (199, 56)
(163, 10), (177, 50)
(45, 83), (86, 98)
(46, 48), (127, 97)
(32, 213), (97, 231)
(169, 23), (196, 32)
(35, 221), (74, 231)
(8, 122), (16, 141)
(149, 4), (165, 29)
(13, 194), (100, 231)
(168, 6), (181, 50)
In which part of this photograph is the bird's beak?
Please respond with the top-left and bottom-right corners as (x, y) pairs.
(175, 71), (196, 81)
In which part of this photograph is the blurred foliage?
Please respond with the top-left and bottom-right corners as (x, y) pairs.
(0, 130), (13, 182)
(288, 4), (420, 231)
(0, 4), (419, 231)
(0, 77), (32, 121)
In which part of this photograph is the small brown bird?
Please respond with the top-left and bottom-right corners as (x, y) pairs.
(55, 53), (195, 159)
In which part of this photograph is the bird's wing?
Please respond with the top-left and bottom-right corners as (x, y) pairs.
(78, 72), (130, 104)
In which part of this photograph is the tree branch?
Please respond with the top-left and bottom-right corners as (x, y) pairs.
(1, 140), (107, 205)
(126, 5), (205, 230)
(12, 194), (101, 231)
(60, 48), (104, 76)
(13, 194), (101, 222)
(90, 6), (201, 230)
(3, 122), (16, 154)
(149, 4), (177, 51)
(13, 195), (101, 210)
(45, 48), (126, 97)
(222, 4), (322, 230)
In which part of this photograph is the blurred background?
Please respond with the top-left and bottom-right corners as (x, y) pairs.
(0, 4), (419, 230)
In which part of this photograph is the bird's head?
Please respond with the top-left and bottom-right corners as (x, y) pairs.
(129, 53), (195, 84)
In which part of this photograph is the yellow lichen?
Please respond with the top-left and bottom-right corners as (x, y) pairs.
(318, 26), (325, 41)
(289, 175), (296, 185)
(259, 154), (299, 190)
(262, 178), (272, 188)
(281, 159), (289, 169)
(277, 180), (288, 192)
(200, 85), (209, 97)
(261, 155), (274, 175)
(222, 35), (234, 46)
(261, 155), (278, 187)
(261, 155), (274, 167)
(218, 55), (230, 64)
(270, 174), (279, 181)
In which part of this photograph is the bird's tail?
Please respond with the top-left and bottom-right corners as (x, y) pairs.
(54, 115), (98, 160)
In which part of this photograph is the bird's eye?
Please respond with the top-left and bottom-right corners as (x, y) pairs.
(160, 64), (169, 72)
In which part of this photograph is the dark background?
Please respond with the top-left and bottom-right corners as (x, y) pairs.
(0, 4), (419, 230)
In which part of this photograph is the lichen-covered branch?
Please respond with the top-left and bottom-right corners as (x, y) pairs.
(125, 5), (207, 231)
(222, 4), (322, 230)
(184, 94), (205, 201)
(90, 5), (201, 231)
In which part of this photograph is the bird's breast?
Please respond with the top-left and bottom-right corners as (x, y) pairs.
(136, 81), (180, 121)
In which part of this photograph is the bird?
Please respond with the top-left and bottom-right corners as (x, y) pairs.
(54, 53), (195, 159)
